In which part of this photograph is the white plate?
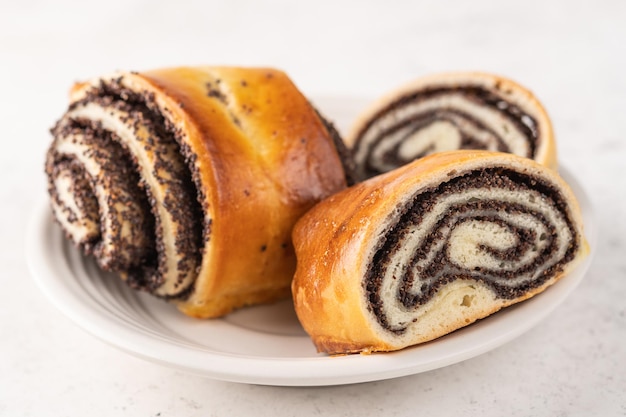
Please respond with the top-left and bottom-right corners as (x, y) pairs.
(26, 165), (595, 386)
(27, 91), (596, 387)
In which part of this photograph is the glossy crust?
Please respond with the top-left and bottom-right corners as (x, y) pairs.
(346, 72), (557, 176)
(291, 150), (588, 354)
(71, 67), (347, 318)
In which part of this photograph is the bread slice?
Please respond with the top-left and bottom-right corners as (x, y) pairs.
(292, 150), (588, 354)
(347, 72), (556, 180)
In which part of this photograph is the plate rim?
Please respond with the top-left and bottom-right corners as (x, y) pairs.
(26, 165), (596, 386)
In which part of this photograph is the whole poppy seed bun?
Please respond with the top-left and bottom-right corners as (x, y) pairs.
(46, 66), (352, 318)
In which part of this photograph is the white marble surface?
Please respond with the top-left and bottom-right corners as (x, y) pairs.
(2, 0), (625, 415)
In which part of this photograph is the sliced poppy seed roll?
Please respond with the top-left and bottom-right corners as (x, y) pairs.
(347, 72), (556, 181)
(46, 66), (351, 317)
(292, 150), (588, 354)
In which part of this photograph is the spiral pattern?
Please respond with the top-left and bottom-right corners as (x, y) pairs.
(46, 81), (201, 298)
(349, 73), (554, 180)
(365, 167), (578, 334)
(46, 68), (354, 318)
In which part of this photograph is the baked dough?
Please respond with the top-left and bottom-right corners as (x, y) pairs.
(46, 66), (351, 318)
(291, 150), (588, 354)
(347, 72), (556, 180)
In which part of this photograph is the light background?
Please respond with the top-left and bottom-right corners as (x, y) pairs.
(1, 1), (624, 415)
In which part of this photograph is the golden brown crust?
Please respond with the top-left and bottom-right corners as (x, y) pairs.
(70, 67), (347, 318)
(292, 150), (588, 354)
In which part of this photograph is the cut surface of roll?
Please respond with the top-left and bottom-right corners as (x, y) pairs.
(347, 72), (556, 180)
(291, 150), (588, 354)
(46, 66), (350, 317)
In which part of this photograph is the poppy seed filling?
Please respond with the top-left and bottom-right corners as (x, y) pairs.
(365, 167), (579, 334)
(353, 86), (540, 179)
(46, 78), (203, 298)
